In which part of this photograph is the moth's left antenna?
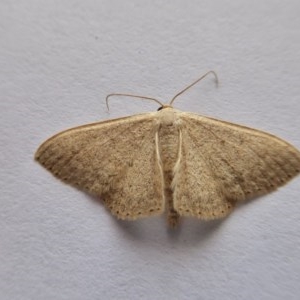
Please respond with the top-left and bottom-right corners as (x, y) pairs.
(106, 93), (164, 111)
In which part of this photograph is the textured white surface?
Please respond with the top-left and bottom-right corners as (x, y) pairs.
(1, 1), (300, 299)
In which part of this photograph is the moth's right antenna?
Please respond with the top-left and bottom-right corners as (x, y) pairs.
(169, 70), (219, 106)
(106, 93), (164, 111)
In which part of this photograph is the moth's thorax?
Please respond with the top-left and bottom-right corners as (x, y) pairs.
(157, 108), (180, 173)
(158, 107), (180, 126)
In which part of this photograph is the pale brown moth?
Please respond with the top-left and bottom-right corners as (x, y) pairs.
(35, 71), (300, 227)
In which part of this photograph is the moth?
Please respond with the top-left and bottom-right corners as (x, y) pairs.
(35, 71), (300, 227)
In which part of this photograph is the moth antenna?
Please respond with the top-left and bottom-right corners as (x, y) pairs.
(106, 93), (164, 111)
(169, 70), (219, 106)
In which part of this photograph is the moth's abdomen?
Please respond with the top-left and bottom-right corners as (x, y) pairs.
(158, 123), (181, 226)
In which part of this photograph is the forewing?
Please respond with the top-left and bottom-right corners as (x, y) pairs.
(173, 112), (300, 219)
(35, 113), (165, 220)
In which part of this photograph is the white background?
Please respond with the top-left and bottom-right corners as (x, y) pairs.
(1, 1), (300, 299)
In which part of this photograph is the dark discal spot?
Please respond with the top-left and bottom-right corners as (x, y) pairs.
(185, 209), (190, 213)
(126, 213), (130, 216)
(138, 212), (142, 215)
(236, 176), (245, 183)
(149, 209), (154, 212)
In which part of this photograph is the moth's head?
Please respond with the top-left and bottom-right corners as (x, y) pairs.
(157, 104), (173, 111)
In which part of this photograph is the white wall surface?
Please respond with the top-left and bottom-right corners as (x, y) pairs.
(1, 1), (300, 299)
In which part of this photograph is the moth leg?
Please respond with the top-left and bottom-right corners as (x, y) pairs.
(167, 126), (183, 227)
